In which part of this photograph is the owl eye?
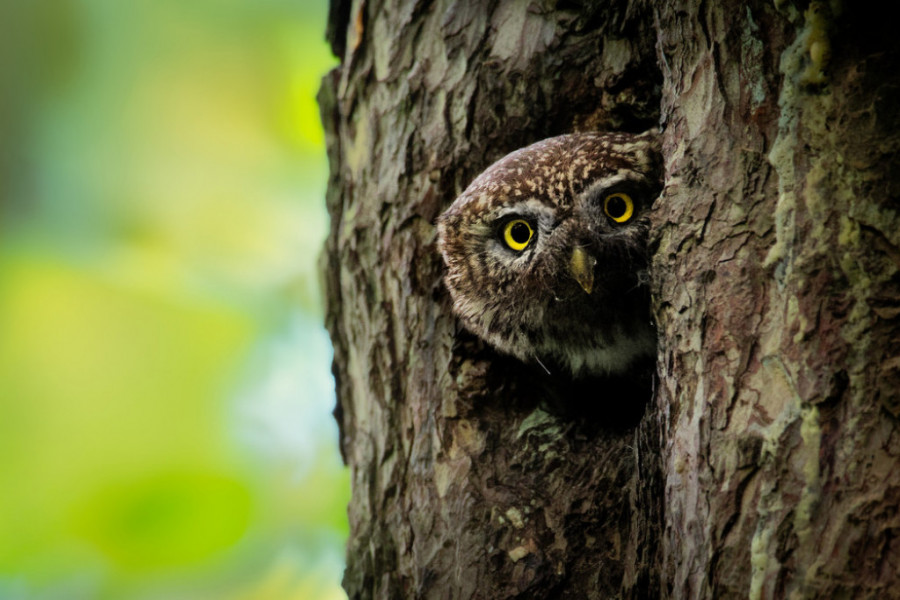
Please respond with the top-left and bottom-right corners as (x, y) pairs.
(502, 219), (534, 251)
(603, 192), (634, 223)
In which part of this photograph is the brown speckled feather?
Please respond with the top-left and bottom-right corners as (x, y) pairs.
(437, 131), (662, 377)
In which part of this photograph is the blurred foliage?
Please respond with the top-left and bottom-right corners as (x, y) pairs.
(0, 1), (347, 598)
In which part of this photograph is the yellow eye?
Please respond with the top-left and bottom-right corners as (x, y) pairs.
(604, 192), (634, 223)
(502, 219), (534, 251)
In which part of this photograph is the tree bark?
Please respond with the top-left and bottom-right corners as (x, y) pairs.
(319, 1), (900, 598)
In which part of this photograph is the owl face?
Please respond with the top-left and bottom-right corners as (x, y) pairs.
(437, 131), (663, 377)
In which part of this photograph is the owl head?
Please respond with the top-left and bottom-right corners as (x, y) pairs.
(437, 131), (663, 377)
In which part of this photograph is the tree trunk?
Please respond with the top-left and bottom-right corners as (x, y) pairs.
(319, 1), (900, 598)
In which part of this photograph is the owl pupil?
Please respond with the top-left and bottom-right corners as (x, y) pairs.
(510, 222), (531, 244)
(606, 196), (626, 218)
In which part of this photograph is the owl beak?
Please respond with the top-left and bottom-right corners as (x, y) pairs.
(569, 247), (596, 295)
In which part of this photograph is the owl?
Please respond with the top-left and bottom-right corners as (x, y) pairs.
(437, 131), (662, 378)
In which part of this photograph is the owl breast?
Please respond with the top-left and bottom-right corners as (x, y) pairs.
(437, 130), (663, 377)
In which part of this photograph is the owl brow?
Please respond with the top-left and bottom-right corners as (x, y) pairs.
(494, 196), (555, 216)
(584, 170), (648, 193)
(586, 179), (653, 209)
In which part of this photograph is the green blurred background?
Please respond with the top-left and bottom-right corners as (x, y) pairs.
(0, 1), (348, 598)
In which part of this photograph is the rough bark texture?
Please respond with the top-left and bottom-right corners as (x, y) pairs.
(319, 1), (900, 598)
(653, 3), (900, 598)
